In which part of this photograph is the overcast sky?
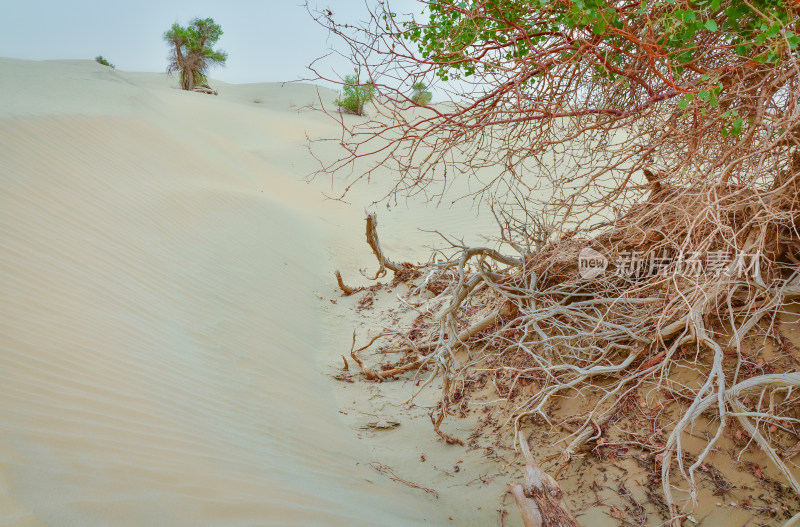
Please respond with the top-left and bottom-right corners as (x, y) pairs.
(2, 0), (422, 85)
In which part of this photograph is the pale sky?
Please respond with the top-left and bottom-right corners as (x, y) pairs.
(1, 0), (421, 85)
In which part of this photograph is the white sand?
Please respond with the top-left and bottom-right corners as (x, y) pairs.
(0, 58), (491, 526)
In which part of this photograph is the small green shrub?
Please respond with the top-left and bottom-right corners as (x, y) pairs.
(335, 74), (376, 116)
(411, 82), (432, 105)
(95, 56), (115, 69)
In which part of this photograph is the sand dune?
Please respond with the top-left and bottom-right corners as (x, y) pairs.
(0, 58), (469, 526)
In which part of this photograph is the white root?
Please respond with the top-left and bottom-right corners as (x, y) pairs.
(510, 431), (580, 527)
(349, 204), (800, 524)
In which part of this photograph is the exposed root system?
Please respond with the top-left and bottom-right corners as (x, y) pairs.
(343, 168), (800, 524)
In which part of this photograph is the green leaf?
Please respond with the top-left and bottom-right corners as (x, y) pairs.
(766, 23), (780, 38)
(767, 49), (780, 64)
(788, 32), (799, 50)
(705, 20), (718, 31)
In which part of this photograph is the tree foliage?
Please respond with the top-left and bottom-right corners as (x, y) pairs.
(312, 0), (799, 207)
(403, 0), (799, 156)
(335, 74), (376, 115)
(164, 17), (227, 91)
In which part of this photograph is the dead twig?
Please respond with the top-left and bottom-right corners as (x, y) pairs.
(369, 462), (439, 499)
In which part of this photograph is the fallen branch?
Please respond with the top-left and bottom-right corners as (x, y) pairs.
(369, 462), (439, 499)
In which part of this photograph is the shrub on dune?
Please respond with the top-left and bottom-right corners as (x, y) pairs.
(94, 56), (115, 68)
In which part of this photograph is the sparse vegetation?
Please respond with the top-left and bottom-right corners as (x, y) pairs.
(335, 74), (375, 116)
(94, 56), (115, 69)
(164, 17), (227, 91)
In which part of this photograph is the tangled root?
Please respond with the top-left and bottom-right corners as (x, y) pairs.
(345, 169), (800, 525)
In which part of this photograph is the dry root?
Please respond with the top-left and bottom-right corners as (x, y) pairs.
(365, 212), (402, 278)
(510, 431), (579, 527)
(335, 270), (361, 296)
(346, 164), (800, 525)
(192, 85), (218, 95)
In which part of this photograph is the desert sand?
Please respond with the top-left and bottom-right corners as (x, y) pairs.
(5, 57), (800, 527)
(0, 58), (505, 526)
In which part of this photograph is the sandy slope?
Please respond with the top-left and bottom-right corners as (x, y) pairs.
(0, 58), (476, 526)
